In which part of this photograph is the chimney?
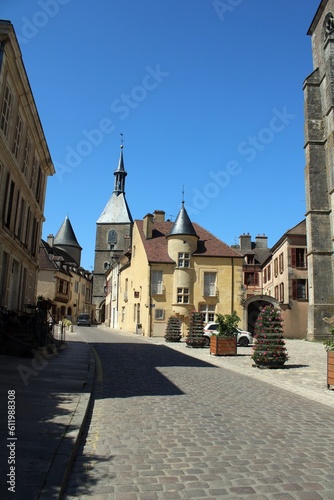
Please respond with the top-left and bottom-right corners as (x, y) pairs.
(143, 213), (154, 239)
(47, 234), (54, 247)
(239, 233), (251, 252)
(153, 210), (165, 222)
(255, 234), (268, 249)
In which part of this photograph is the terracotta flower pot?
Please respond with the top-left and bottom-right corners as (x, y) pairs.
(327, 351), (334, 389)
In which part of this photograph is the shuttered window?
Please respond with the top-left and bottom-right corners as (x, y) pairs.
(292, 279), (308, 300)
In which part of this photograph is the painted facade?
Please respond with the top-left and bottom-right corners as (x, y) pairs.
(0, 21), (55, 312)
(262, 221), (308, 339)
(233, 222), (308, 339)
(105, 208), (244, 337)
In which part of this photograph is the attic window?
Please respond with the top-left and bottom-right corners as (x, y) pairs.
(246, 255), (254, 265)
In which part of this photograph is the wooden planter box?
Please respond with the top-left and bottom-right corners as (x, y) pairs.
(327, 351), (334, 389)
(210, 336), (237, 356)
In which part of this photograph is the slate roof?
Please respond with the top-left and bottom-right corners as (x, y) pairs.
(168, 202), (198, 238)
(54, 216), (82, 249)
(136, 220), (242, 263)
(97, 192), (133, 224)
(39, 240), (76, 276)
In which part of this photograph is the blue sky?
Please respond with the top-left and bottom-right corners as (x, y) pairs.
(3, 0), (320, 270)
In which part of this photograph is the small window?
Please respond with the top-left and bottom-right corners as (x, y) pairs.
(177, 287), (189, 303)
(178, 252), (190, 268)
(246, 255), (254, 265)
(244, 272), (259, 286)
(155, 309), (165, 320)
(279, 253), (284, 274)
(199, 304), (216, 323)
(292, 279), (308, 300)
(291, 248), (307, 269)
(274, 258), (278, 277)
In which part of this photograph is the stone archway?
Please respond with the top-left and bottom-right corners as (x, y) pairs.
(244, 296), (279, 334)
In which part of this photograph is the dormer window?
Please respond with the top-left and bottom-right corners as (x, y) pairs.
(178, 252), (190, 268)
(246, 255), (254, 265)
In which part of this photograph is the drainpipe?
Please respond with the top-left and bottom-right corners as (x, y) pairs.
(231, 258), (235, 314)
(148, 263), (152, 336)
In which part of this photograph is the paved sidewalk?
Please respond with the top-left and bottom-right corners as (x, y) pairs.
(0, 332), (95, 500)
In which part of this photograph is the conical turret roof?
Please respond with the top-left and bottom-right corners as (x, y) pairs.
(168, 202), (198, 238)
(54, 215), (82, 249)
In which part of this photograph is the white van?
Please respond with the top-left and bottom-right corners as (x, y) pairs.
(77, 313), (91, 326)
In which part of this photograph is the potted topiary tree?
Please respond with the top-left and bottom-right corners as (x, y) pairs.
(251, 305), (288, 368)
(185, 311), (206, 348)
(210, 311), (240, 356)
(164, 316), (182, 342)
(323, 327), (334, 389)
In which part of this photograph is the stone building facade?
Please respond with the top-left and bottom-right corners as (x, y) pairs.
(0, 20), (55, 312)
(304, 0), (334, 340)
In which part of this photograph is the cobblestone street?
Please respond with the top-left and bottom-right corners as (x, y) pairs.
(63, 328), (334, 499)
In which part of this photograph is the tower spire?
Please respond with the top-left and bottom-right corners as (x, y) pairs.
(113, 134), (127, 194)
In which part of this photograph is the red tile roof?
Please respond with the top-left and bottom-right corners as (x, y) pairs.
(135, 220), (242, 263)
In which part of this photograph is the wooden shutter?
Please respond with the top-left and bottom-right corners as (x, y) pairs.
(291, 248), (296, 268)
(292, 279), (297, 299)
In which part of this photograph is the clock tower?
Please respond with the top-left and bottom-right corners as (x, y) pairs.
(92, 143), (133, 321)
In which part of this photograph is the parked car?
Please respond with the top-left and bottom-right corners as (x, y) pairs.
(77, 313), (91, 326)
(203, 322), (253, 347)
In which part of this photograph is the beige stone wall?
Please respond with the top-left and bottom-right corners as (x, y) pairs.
(0, 22), (55, 311)
(116, 222), (244, 337)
